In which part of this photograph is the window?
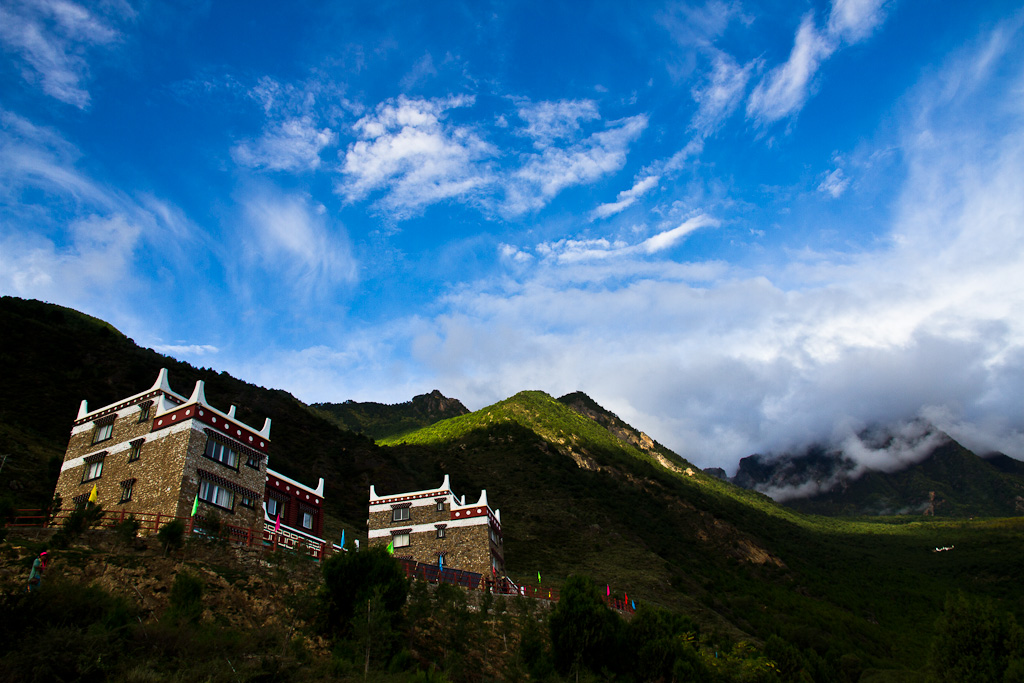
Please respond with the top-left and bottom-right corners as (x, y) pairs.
(393, 532), (410, 548)
(199, 479), (234, 510)
(93, 422), (113, 444)
(392, 506), (410, 522)
(128, 440), (142, 462)
(240, 494), (255, 509)
(204, 439), (238, 469)
(266, 497), (283, 517)
(137, 403), (151, 423)
(436, 500), (445, 512)
(490, 528), (500, 545)
(119, 479), (134, 503)
(436, 526), (446, 539)
(246, 452), (259, 469)
(302, 511), (313, 529)
(82, 460), (103, 482)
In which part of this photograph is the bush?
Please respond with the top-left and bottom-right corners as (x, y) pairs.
(50, 501), (104, 548)
(157, 519), (185, 554)
(113, 515), (140, 546)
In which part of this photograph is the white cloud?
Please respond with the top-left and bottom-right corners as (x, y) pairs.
(746, 0), (893, 126)
(241, 190), (358, 299)
(338, 95), (495, 216)
(514, 98), (601, 149)
(152, 343), (220, 357)
(817, 167), (849, 197)
(232, 116), (336, 172)
(503, 114), (648, 215)
(827, 0), (890, 44)
(690, 51), (753, 135)
(591, 174), (660, 220)
(747, 13), (834, 125)
(0, 0), (124, 108)
(305, 21), (1024, 473)
(640, 215), (719, 253)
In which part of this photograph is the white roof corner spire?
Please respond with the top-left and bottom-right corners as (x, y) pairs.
(441, 474), (450, 491)
(478, 489), (488, 507)
(151, 368), (172, 394)
(260, 417), (272, 439)
(369, 484), (378, 500)
(495, 509), (501, 524)
(77, 400), (89, 420)
(188, 380), (207, 406)
(315, 478), (324, 496)
(228, 405), (237, 418)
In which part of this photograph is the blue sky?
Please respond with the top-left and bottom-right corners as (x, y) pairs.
(3, 0), (1024, 473)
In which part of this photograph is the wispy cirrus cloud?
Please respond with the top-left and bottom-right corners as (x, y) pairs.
(591, 174), (660, 220)
(746, 0), (892, 126)
(501, 213), (717, 264)
(502, 114), (649, 216)
(239, 188), (358, 300)
(0, 0), (127, 108)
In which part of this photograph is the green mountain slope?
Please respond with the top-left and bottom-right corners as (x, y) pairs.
(313, 390), (469, 440)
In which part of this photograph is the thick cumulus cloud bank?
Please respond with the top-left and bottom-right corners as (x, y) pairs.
(391, 31), (1024, 471)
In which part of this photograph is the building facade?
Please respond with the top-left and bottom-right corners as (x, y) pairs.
(367, 475), (505, 579)
(55, 369), (326, 555)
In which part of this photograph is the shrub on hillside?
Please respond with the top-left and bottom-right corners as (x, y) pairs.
(157, 519), (185, 555)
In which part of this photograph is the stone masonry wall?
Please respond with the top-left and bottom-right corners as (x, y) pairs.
(56, 403), (189, 522)
(181, 428), (266, 532)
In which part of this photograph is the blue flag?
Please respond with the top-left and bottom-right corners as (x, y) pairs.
(439, 554), (444, 570)
(340, 529), (345, 549)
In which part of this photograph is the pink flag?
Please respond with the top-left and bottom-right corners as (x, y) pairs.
(274, 513), (281, 532)
(606, 584), (610, 596)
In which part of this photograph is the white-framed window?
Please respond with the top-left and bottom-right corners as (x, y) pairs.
(119, 479), (134, 503)
(82, 460), (103, 482)
(199, 479), (234, 510)
(393, 532), (410, 548)
(392, 507), (410, 522)
(436, 500), (445, 512)
(302, 511), (313, 529)
(204, 439), (238, 469)
(266, 497), (283, 517)
(490, 527), (500, 545)
(436, 526), (445, 539)
(128, 440), (143, 462)
(93, 422), (113, 444)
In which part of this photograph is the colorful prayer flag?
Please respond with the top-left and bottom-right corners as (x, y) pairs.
(631, 600), (636, 610)
(537, 571), (541, 585)
(606, 584), (610, 596)
(88, 485), (97, 503)
(439, 554), (444, 570)
(340, 529), (345, 549)
(190, 494), (199, 516)
(274, 513), (281, 532)
(386, 540), (394, 555)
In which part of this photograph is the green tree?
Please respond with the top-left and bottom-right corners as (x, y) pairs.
(320, 547), (408, 638)
(928, 592), (1024, 683)
(167, 570), (204, 624)
(549, 575), (623, 680)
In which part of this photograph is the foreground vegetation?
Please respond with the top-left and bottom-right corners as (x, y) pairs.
(3, 530), (1023, 683)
